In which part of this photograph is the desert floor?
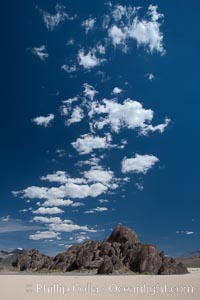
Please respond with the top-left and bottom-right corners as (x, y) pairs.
(0, 268), (199, 300)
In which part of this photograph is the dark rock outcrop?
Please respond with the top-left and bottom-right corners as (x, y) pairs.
(98, 256), (114, 274)
(13, 249), (52, 271)
(107, 224), (139, 244)
(159, 258), (188, 275)
(50, 244), (81, 272)
(12, 224), (188, 275)
(130, 244), (162, 274)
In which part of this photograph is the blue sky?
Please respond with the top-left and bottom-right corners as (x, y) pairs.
(1, 0), (200, 257)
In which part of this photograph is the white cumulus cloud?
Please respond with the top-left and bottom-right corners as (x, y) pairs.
(83, 83), (98, 101)
(60, 97), (79, 116)
(72, 133), (113, 155)
(84, 207), (108, 214)
(109, 25), (126, 47)
(89, 98), (169, 135)
(84, 167), (114, 185)
(97, 44), (106, 54)
(71, 202), (85, 207)
(61, 64), (77, 73)
(32, 207), (64, 215)
(41, 199), (73, 207)
(108, 5), (165, 54)
(99, 199), (109, 203)
(112, 87), (123, 94)
(33, 216), (64, 224)
(82, 18), (96, 33)
(29, 231), (60, 240)
(30, 45), (48, 61)
(122, 154), (159, 174)
(141, 117), (170, 135)
(41, 171), (86, 185)
(78, 49), (105, 69)
(75, 235), (90, 243)
(67, 107), (84, 125)
(63, 182), (108, 198)
(112, 4), (130, 21)
(38, 4), (74, 31)
(15, 180), (108, 201)
(66, 39), (75, 46)
(146, 73), (155, 81)
(32, 114), (54, 127)
(49, 223), (97, 233)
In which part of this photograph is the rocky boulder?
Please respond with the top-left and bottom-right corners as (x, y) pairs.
(76, 241), (101, 269)
(97, 256), (114, 274)
(158, 257), (188, 275)
(107, 224), (139, 245)
(51, 244), (82, 272)
(131, 244), (162, 274)
(13, 249), (52, 271)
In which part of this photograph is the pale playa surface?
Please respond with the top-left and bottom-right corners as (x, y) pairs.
(0, 268), (199, 300)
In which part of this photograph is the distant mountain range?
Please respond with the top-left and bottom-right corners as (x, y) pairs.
(0, 248), (24, 270)
(181, 250), (200, 258)
(175, 250), (200, 268)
